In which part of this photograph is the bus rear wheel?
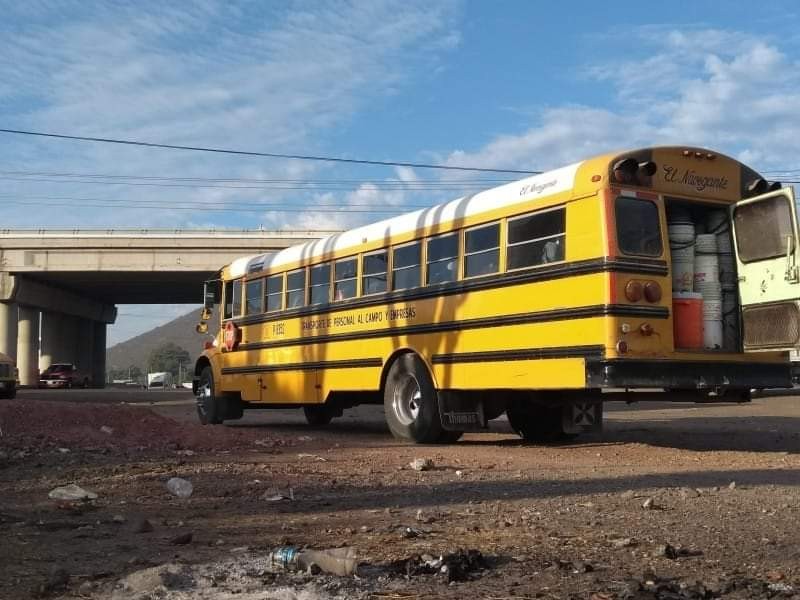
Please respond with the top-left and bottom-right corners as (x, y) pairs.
(304, 405), (334, 427)
(196, 366), (223, 425)
(384, 353), (445, 444)
(506, 399), (565, 443)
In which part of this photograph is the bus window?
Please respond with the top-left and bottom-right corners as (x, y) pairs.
(231, 279), (243, 317)
(223, 280), (234, 319)
(245, 279), (263, 314)
(286, 269), (306, 309)
(334, 257), (357, 301)
(427, 233), (459, 285)
(363, 250), (388, 295)
(616, 197), (662, 257)
(733, 194), (794, 262)
(265, 274), (283, 312)
(310, 263), (331, 305)
(393, 242), (421, 290)
(507, 207), (565, 270)
(465, 222), (500, 277)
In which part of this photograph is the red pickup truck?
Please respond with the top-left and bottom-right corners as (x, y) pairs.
(39, 363), (91, 389)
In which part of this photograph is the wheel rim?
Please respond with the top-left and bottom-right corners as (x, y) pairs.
(196, 380), (211, 416)
(392, 375), (421, 426)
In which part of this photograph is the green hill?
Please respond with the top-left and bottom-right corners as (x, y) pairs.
(106, 309), (217, 381)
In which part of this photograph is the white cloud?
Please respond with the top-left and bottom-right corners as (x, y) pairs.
(445, 28), (800, 174)
(0, 1), (461, 228)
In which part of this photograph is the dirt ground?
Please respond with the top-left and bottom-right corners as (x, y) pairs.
(2, 389), (800, 599)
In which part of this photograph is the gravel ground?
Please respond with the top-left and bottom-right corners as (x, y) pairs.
(2, 390), (800, 599)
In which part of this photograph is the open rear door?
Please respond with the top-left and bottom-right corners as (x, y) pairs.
(732, 187), (800, 351)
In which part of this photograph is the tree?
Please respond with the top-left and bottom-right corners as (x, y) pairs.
(147, 342), (191, 382)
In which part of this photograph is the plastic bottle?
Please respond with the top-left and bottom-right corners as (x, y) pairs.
(268, 546), (357, 576)
(165, 477), (194, 498)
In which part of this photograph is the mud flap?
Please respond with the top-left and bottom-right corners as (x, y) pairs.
(438, 391), (488, 432)
(562, 400), (603, 434)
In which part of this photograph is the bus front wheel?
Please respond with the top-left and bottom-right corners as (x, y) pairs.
(384, 353), (444, 444)
(196, 366), (223, 425)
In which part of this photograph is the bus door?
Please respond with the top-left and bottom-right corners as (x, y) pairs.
(731, 187), (800, 351)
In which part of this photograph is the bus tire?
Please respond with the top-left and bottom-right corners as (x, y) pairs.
(304, 405), (333, 426)
(384, 353), (443, 444)
(195, 366), (223, 425)
(506, 400), (563, 443)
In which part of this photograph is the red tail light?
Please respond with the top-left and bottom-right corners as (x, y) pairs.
(625, 280), (643, 302)
(644, 281), (662, 303)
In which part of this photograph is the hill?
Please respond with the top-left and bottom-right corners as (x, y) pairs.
(106, 309), (217, 379)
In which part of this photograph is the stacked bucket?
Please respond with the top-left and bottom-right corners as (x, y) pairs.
(668, 210), (704, 349)
(668, 208), (737, 351)
(694, 233), (722, 349)
(707, 211), (738, 351)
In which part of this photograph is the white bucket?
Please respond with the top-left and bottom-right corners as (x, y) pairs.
(704, 318), (723, 350)
(668, 223), (695, 245)
(694, 254), (719, 285)
(671, 244), (694, 262)
(703, 299), (722, 319)
(672, 260), (694, 292)
(695, 233), (718, 254)
(696, 280), (722, 300)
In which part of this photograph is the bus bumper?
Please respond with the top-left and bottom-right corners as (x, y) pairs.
(586, 359), (792, 391)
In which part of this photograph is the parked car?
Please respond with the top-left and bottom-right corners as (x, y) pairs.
(0, 352), (16, 398)
(39, 363), (91, 389)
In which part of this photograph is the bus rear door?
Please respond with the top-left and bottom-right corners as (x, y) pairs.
(732, 187), (800, 351)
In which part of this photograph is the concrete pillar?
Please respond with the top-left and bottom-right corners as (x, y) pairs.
(92, 321), (106, 388)
(39, 311), (63, 372)
(17, 306), (40, 386)
(0, 302), (18, 360)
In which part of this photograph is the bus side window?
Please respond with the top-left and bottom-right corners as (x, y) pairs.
(507, 207), (566, 270)
(363, 250), (388, 295)
(245, 279), (263, 314)
(231, 279), (243, 317)
(427, 233), (459, 285)
(310, 263), (331, 305)
(286, 269), (306, 309)
(392, 242), (421, 290)
(223, 280), (234, 319)
(465, 222), (500, 277)
(265, 274), (283, 312)
(334, 257), (357, 301)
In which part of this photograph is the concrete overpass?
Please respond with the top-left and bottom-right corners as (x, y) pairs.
(0, 228), (333, 386)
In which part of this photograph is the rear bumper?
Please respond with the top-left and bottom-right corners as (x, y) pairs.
(586, 359), (792, 390)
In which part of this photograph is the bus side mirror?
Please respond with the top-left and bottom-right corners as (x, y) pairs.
(196, 322), (209, 334)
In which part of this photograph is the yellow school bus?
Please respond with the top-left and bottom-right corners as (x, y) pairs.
(193, 146), (798, 443)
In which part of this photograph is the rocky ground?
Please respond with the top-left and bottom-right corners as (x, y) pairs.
(2, 389), (800, 599)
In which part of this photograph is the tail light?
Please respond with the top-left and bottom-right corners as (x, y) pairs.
(644, 281), (662, 303)
(625, 280), (644, 302)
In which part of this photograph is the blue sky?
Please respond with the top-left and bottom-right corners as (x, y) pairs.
(2, 0), (800, 344)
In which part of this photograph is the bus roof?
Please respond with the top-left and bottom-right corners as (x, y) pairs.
(230, 160), (583, 278)
(229, 145), (762, 278)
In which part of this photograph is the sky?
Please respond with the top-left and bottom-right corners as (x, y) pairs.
(2, 0), (800, 345)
